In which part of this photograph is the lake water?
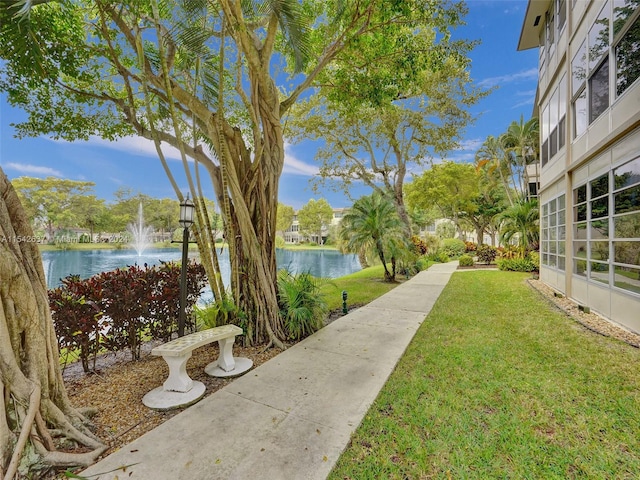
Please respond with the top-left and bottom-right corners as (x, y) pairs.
(42, 248), (361, 290)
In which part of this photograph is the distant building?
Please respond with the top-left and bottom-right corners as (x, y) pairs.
(518, 0), (640, 332)
(283, 208), (349, 244)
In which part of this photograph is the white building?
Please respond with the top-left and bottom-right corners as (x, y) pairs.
(519, 0), (640, 332)
(283, 208), (348, 244)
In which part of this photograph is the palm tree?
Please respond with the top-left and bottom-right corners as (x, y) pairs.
(502, 115), (540, 201)
(339, 192), (406, 282)
(475, 135), (516, 207)
(497, 199), (540, 254)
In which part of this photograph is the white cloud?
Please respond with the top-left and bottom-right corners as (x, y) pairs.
(44, 135), (186, 161)
(283, 143), (319, 176)
(516, 89), (537, 97)
(3, 162), (63, 177)
(86, 136), (185, 160)
(478, 68), (538, 88)
(512, 98), (535, 109)
(445, 152), (476, 164)
(50, 135), (321, 176)
(455, 138), (484, 152)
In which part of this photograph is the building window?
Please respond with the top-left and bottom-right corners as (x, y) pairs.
(572, 40), (587, 137)
(570, 1), (640, 136)
(588, 2), (611, 124)
(539, 29), (546, 73)
(547, 10), (556, 58)
(612, 157), (640, 294)
(589, 56), (609, 122)
(573, 184), (588, 277)
(542, 194), (566, 271)
(571, 157), (640, 295)
(557, 0), (567, 33)
(558, 75), (567, 151)
(614, 3), (640, 96)
(542, 75), (567, 166)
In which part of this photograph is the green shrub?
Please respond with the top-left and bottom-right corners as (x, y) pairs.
(435, 221), (456, 239)
(497, 257), (537, 272)
(411, 236), (429, 255)
(441, 238), (466, 258)
(49, 275), (104, 373)
(437, 252), (450, 263)
(415, 257), (430, 271)
(477, 244), (498, 264)
(528, 251), (540, 269)
(458, 254), (474, 267)
(465, 241), (477, 253)
(196, 293), (246, 329)
(195, 292), (249, 343)
(50, 262), (207, 365)
(421, 234), (441, 255)
(275, 236), (286, 248)
(277, 270), (328, 341)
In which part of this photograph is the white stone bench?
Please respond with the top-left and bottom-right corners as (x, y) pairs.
(142, 325), (253, 410)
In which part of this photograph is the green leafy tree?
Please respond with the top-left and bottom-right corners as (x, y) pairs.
(107, 188), (151, 233)
(287, 4), (487, 236)
(11, 176), (95, 239)
(276, 203), (295, 237)
(71, 194), (109, 240)
(463, 176), (507, 245)
(339, 192), (405, 282)
(405, 162), (479, 240)
(146, 198), (179, 237)
(297, 198), (333, 244)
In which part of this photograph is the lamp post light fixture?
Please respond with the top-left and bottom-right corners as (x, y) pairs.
(342, 290), (348, 315)
(178, 195), (195, 337)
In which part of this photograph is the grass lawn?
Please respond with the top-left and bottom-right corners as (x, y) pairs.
(320, 264), (418, 312)
(329, 270), (640, 479)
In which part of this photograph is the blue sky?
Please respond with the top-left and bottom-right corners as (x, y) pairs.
(0, 0), (538, 211)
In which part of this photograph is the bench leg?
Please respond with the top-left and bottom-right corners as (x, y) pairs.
(162, 353), (194, 392)
(217, 336), (236, 372)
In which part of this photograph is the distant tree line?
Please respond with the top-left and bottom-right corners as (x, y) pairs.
(11, 177), (223, 242)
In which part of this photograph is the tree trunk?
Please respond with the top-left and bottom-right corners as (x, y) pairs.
(357, 248), (370, 269)
(208, 106), (286, 348)
(0, 168), (106, 478)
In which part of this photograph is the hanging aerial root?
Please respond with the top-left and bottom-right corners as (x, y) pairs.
(3, 385), (40, 480)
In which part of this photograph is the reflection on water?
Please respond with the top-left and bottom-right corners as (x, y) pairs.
(42, 248), (361, 290)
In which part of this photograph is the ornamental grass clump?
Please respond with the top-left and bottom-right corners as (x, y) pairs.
(277, 270), (329, 341)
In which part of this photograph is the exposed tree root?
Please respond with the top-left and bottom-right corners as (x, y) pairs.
(1, 168), (107, 478)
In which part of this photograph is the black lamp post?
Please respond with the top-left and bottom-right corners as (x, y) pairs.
(342, 290), (348, 315)
(178, 195), (195, 337)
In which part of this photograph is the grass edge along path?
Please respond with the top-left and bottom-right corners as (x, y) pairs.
(329, 270), (640, 480)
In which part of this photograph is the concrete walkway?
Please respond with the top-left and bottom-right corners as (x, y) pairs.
(82, 262), (458, 480)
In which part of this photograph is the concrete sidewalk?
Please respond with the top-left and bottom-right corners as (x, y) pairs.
(82, 262), (458, 480)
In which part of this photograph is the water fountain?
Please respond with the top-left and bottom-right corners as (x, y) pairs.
(127, 203), (154, 256)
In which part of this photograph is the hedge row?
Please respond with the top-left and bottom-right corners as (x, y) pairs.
(49, 262), (207, 372)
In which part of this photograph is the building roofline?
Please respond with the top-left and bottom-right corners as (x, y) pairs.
(518, 0), (549, 51)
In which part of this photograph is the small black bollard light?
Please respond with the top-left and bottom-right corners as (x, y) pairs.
(342, 290), (348, 315)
